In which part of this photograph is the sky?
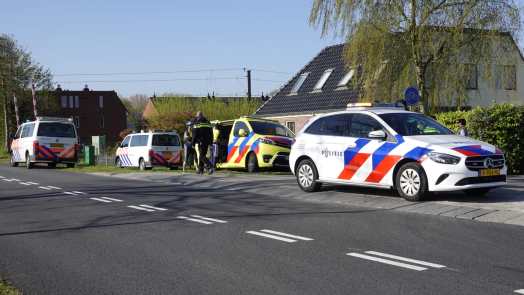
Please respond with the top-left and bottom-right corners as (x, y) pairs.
(0, 1), (341, 98)
(2, 1), (524, 98)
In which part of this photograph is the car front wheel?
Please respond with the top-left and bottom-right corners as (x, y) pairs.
(296, 159), (321, 192)
(10, 153), (18, 167)
(395, 162), (428, 201)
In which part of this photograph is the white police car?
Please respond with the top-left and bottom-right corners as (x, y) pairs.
(289, 103), (507, 201)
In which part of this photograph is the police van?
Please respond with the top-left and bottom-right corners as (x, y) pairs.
(10, 117), (79, 169)
(115, 131), (182, 170)
(290, 103), (507, 201)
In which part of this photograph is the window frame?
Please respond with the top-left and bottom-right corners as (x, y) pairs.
(313, 68), (334, 91)
(348, 113), (387, 139)
(337, 69), (355, 88)
(285, 121), (296, 134)
(289, 72), (310, 95)
(504, 65), (517, 90)
(121, 136), (131, 147)
(465, 63), (478, 90)
(233, 121), (250, 137)
(304, 114), (352, 137)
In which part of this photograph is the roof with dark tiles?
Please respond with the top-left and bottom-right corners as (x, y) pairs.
(255, 43), (358, 116)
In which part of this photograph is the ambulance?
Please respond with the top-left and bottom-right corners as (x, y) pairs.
(115, 131), (182, 170)
(10, 117), (79, 168)
(289, 103), (507, 201)
(212, 117), (294, 172)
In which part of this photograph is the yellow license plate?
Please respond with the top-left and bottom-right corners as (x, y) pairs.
(50, 143), (64, 148)
(162, 152), (172, 157)
(479, 169), (500, 177)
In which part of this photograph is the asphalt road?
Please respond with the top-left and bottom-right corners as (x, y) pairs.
(0, 165), (523, 295)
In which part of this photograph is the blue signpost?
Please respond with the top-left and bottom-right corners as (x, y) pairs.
(404, 87), (420, 106)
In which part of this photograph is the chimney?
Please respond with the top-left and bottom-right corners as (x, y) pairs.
(83, 84), (90, 91)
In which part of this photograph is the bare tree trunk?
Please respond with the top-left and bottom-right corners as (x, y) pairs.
(2, 79), (8, 151)
(415, 65), (429, 114)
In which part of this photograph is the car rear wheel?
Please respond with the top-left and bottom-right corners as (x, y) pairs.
(296, 159), (321, 192)
(247, 153), (258, 173)
(116, 157), (123, 168)
(395, 162), (428, 201)
(139, 158), (146, 171)
(463, 188), (491, 196)
(10, 153), (18, 167)
(25, 152), (33, 169)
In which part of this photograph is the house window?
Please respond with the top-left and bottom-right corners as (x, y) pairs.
(100, 115), (105, 128)
(60, 96), (67, 108)
(68, 96), (74, 108)
(465, 64), (478, 90)
(74, 96), (80, 108)
(286, 121), (296, 134)
(99, 96), (104, 108)
(504, 65), (517, 90)
(289, 72), (309, 95)
(313, 68), (333, 91)
(495, 65), (504, 89)
(337, 69), (355, 87)
(74, 116), (80, 129)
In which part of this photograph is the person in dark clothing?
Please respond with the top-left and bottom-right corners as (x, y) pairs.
(191, 111), (213, 174)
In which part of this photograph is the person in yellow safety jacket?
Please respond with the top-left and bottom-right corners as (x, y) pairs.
(191, 111), (213, 174)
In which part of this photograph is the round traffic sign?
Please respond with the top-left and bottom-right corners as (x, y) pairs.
(404, 87), (420, 106)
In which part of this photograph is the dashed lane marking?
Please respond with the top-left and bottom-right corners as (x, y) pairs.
(72, 191), (86, 195)
(63, 192), (80, 196)
(177, 216), (213, 224)
(365, 251), (446, 269)
(139, 204), (168, 211)
(515, 290), (524, 294)
(259, 229), (314, 241)
(90, 197), (112, 203)
(245, 231), (297, 243)
(128, 205), (156, 212)
(189, 215), (228, 223)
(0, 176), (5, 179)
(47, 186), (61, 190)
(38, 186), (52, 190)
(347, 253), (427, 271)
(3, 179), (16, 182)
(100, 197), (123, 202)
(11, 178), (20, 181)
(26, 182), (39, 185)
(19, 182), (32, 186)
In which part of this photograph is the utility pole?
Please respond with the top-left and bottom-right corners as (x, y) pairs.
(246, 69), (252, 99)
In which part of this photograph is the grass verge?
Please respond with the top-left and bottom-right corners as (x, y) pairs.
(0, 279), (21, 295)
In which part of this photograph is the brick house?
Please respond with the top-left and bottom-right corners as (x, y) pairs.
(49, 86), (127, 144)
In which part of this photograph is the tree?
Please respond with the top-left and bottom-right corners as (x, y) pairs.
(0, 34), (53, 150)
(122, 94), (149, 131)
(310, 0), (521, 112)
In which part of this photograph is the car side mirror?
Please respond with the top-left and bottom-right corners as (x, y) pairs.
(8, 132), (15, 139)
(238, 129), (248, 137)
(368, 130), (387, 140)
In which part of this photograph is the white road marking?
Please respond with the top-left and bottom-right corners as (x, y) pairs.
(190, 215), (227, 223)
(72, 191), (86, 195)
(177, 216), (213, 224)
(38, 186), (51, 190)
(128, 205), (155, 212)
(139, 204), (168, 211)
(347, 253), (427, 271)
(3, 179), (16, 182)
(365, 251), (446, 268)
(515, 290), (524, 294)
(11, 178), (20, 181)
(26, 182), (39, 185)
(90, 197), (112, 203)
(0, 176), (5, 178)
(63, 192), (78, 196)
(100, 197), (123, 202)
(260, 229), (314, 241)
(47, 186), (61, 189)
(245, 231), (297, 243)
(19, 182), (32, 186)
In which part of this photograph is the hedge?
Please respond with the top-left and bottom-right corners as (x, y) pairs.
(436, 104), (524, 174)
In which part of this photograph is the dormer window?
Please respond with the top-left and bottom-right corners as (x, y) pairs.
(289, 72), (309, 95)
(337, 69), (355, 88)
(313, 68), (334, 91)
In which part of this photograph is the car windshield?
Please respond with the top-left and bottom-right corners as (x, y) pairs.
(249, 121), (294, 137)
(152, 134), (180, 146)
(37, 122), (76, 138)
(379, 113), (453, 136)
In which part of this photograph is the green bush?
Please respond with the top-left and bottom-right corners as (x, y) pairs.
(436, 104), (524, 174)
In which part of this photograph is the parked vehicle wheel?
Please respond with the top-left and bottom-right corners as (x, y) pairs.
(115, 157), (123, 168)
(25, 152), (33, 169)
(48, 163), (56, 168)
(139, 158), (151, 171)
(463, 188), (491, 196)
(67, 163), (75, 168)
(296, 159), (321, 192)
(10, 153), (18, 167)
(247, 152), (259, 173)
(395, 162), (428, 201)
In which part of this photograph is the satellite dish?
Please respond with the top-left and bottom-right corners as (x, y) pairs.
(404, 87), (420, 106)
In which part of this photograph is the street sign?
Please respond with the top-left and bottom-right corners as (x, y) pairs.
(404, 87), (420, 106)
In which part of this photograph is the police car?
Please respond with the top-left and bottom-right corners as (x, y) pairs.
(10, 117), (79, 169)
(115, 131), (182, 170)
(289, 103), (507, 201)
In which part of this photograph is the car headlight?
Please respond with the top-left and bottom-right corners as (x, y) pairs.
(428, 152), (460, 165)
(259, 138), (275, 145)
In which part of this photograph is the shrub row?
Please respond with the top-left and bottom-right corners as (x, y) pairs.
(436, 104), (524, 174)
